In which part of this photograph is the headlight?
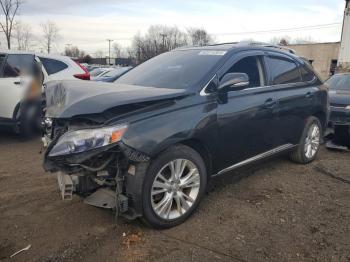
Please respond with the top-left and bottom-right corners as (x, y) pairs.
(346, 105), (350, 110)
(49, 124), (128, 157)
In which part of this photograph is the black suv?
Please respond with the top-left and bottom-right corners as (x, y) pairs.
(42, 43), (329, 228)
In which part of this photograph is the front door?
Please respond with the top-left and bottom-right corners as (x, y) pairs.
(0, 54), (35, 119)
(216, 51), (280, 171)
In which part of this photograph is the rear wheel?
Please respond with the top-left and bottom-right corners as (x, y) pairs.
(142, 145), (207, 229)
(290, 117), (322, 164)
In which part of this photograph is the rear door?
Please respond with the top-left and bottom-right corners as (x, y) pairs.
(0, 54), (35, 119)
(216, 51), (281, 171)
(264, 52), (317, 145)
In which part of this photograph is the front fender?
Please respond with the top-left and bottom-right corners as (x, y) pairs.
(121, 100), (218, 159)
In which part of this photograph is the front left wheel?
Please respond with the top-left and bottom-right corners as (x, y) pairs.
(142, 145), (207, 229)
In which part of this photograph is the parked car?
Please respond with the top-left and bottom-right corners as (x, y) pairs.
(0, 51), (90, 136)
(42, 43), (329, 228)
(325, 73), (350, 149)
(89, 67), (113, 77)
(92, 67), (133, 82)
(38, 54), (90, 81)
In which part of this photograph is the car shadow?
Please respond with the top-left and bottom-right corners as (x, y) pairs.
(0, 130), (40, 145)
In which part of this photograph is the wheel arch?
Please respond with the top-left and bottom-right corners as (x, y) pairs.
(312, 110), (327, 131)
(177, 138), (213, 178)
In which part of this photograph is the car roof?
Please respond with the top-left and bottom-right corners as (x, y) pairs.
(175, 41), (296, 55)
(0, 49), (35, 55)
(0, 50), (73, 60)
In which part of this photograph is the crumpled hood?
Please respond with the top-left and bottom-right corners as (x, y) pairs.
(329, 89), (350, 106)
(45, 80), (188, 118)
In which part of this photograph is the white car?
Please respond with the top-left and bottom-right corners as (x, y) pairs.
(38, 53), (90, 81)
(0, 51), (90, 136)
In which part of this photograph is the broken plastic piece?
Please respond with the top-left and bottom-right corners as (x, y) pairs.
(10, 244), (31, 258)
(57, 172), (73, 200)
(84, 188), (116, 209)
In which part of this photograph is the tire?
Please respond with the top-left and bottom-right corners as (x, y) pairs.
(289, 117), (322, 164)
(141, 144), (207, 229)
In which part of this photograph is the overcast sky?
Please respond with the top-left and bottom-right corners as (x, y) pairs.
(10, 0), (347, 55)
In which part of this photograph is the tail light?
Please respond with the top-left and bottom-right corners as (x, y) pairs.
(74, 61), (90, 80)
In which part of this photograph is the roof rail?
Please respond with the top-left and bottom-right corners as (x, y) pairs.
(206, 41), (296, 54)
(207, 42), (239, 46)
(238, 41), (296, 54)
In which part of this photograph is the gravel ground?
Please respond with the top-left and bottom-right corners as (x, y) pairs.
(0, 132), (349, 262)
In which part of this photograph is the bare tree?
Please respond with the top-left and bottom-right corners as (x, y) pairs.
(187, 28), (213, 46)
(132, 25), (189, 64)
(0, 0), (22, 49)
(41, 20), (60, 53)
(113, 42), (122, 58)
(94, 50), (104, 58)
(14, 21), (32, 51)
(64, 45), (86, 58)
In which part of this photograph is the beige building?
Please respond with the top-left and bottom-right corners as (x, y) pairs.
(288, 42), (340, 80)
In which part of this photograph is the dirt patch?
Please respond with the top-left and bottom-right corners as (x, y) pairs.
(0, 132), (349, 261)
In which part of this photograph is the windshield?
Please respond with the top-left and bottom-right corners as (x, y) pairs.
(326, 74), (350, 90)
(116, 50), (225, 89)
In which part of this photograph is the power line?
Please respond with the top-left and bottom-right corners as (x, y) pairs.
(212, 22), (342, 36)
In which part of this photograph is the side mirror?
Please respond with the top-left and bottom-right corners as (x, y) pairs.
(218, 73), (249, 91)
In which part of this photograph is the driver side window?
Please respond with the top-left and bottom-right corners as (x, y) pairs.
(223, 56), (265, 88)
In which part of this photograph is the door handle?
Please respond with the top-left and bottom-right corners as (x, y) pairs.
(263, 98), (277, 108)
(305, 92), (314, 98)
(14, 81), (21, 85)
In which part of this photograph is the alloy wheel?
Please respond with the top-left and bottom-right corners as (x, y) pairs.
(151, 159), (200, 220)
(304, 123), (320, 159)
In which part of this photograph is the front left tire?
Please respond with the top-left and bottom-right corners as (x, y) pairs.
(141, 145), (207, 229)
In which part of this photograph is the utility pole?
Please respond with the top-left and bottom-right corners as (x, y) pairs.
(107, 39), (113, 65)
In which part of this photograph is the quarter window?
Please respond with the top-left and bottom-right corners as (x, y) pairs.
(266, 56), (301, 85)
(39, 57), (68, 75)
(300, 66), (315, 82)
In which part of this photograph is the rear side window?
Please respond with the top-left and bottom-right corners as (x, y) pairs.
(2, 54), (35, 78)
(39, 57), (68, 75)
(266, 56), (301, 85)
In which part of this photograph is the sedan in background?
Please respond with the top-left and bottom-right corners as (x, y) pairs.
(89, 67), (113, 77)
(325, 73), (350, 150)
(92, 67), (132, 82)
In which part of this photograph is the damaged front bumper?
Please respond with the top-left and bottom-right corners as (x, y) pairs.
(42, 124), (150, 220)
